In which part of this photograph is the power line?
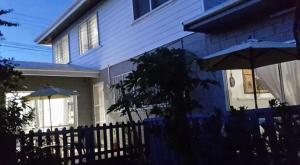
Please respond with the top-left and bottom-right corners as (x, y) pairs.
(1, 41), (51, 50)
(0, 44), (52, 53)
(12, 11), (54, 22)
(1, 49), (52, 56)
(4, 16), (50, 27)
(3, 17), (49, 28)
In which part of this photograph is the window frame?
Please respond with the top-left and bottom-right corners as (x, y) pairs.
(79, 14), (100, 55)
(132, 0), (171, 20)
(54, 34), (70, 64)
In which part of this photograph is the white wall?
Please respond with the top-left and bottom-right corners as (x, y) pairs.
(226, 70), (274, 109)
(53, 0), (204, 69)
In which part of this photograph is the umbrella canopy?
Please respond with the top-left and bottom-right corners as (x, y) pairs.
(26, 86), (78, 100)
(202, 39), (298, 109)
(203, 39), (298, 71)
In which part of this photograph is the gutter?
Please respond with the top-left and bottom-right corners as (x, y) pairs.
(183, 0), (255, 31)
(16, 68), (99, 78)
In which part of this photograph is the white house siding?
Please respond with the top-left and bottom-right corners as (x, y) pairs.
(52, 0), (204, 69)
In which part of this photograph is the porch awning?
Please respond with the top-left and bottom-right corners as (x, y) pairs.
(183, 0), (295, 33)
(14, 61), (99, 78)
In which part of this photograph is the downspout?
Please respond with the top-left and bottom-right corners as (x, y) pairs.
(107, 65), (111, 87)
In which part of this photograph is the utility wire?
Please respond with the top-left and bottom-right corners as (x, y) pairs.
(1, 41), (51, 50)
(0, 44), (52, 53)
(12, 11), (54, 22)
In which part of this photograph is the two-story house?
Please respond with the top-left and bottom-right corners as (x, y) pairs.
(14, 0), (297, 131)
(14, 0), (226, 130)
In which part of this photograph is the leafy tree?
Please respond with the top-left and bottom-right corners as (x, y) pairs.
(108, 48), (219, 163)
(108, 48), (218, 121)
(0, 9), (30, 135)
(0, 58), (34, 134)
(0, 9), (18, 39)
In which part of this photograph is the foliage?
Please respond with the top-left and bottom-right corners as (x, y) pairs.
(0, 58), (33, 134)
(108, 48), (219, 120)
(108, 48), (219, 163)
(0, 9), (18, 38)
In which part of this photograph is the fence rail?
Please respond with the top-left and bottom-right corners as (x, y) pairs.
(16, 122), (144, 164)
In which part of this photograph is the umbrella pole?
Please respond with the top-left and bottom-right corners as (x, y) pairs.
(48, 96), (53, 131)
(251, 67), (258, 109)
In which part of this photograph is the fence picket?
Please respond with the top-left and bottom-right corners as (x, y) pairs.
(109, 123), (114, 158)
(70, 127), (75, 165)
(137, 121), (143, 153)
(96, 124), (101, 159)
(77, 126), (83, 164)
(37, 130), (43, 147)
(127, 122), (133, 155)
(103, 123), (108, 159)
(62, 127), (68, 165)
(115, 122), (121, 157)
(28, 130), (34, 147)
(121, 122), (126, 156)
(46, 129), (51, 156)
(54, 128), (60, 159)
(19, 131), (26, 152)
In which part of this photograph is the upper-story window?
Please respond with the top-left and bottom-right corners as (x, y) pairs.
(54, 35), (69, 64)
(79, 14), (99, 55)
(133, 0), (169, 19)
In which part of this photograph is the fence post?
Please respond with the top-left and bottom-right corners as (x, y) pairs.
(85, 125), (95, 162)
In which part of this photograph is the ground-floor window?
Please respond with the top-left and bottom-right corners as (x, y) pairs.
(6, 92), (77, 131)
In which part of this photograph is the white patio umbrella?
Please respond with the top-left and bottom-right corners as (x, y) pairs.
(26, 85), (78, 131)
(202, 38), (298, 109)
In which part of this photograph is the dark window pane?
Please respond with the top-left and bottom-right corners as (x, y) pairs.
(151, 0), (168, 9)
(133, 0), (150, 19)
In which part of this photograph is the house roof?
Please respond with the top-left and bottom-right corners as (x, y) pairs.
(35, 0), (101, 45)
(14, 61), (99, 78)
(183, 0), (295, 33)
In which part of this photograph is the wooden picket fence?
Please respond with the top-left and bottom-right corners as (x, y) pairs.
(16, 122), (145, 164)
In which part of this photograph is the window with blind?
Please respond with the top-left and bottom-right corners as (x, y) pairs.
(111, 72), (131, 104)
(79, 14), (99, 54)
(54, 35), (69, 64)
(132, 0), (169, 19)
